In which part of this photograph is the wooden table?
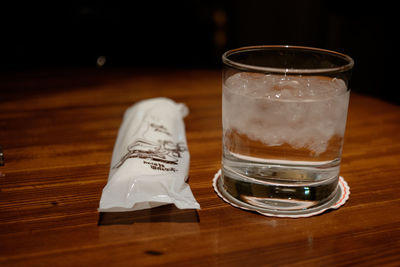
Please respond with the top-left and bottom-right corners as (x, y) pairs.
(1, 68), (399, 266)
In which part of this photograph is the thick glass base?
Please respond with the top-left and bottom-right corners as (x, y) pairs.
(225, 170), (338, 210)
(220, 153), (343, 215)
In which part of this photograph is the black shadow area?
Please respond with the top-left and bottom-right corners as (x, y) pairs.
(98, 204), (200, 225)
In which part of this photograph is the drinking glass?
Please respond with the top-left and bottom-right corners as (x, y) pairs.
(220, 45), (354, 215)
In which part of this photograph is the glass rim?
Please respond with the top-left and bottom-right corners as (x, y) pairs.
(222, 45), (354, 75)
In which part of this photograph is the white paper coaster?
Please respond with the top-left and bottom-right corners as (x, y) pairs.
(213, 169), (350, 218)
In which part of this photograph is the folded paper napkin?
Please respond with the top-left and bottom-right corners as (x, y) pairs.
(98, 97), (200, 212)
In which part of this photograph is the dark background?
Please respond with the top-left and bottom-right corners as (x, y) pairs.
(2, 1), (396, 104)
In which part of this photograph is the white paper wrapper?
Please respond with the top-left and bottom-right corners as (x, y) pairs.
(98, 97), (200, 212)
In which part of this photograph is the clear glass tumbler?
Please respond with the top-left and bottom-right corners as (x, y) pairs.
(221, 45), (354, 215)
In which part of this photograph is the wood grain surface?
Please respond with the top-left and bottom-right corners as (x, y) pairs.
(0, 68), (399, 266)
